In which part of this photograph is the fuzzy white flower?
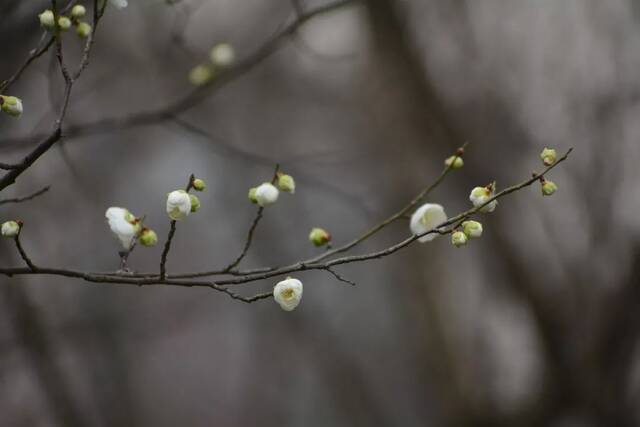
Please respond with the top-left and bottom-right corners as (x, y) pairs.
(273, 278), (303, 311)
(109, 0), (128, 9)
(166, 190), (192, 220)
(0, 96), (23, 117)
(461, 220), (483, 238)
(38, 10), (55, 29)
(105, 207), (140, 249)
(469, 185), (497, 213)
(254, 183), (279, 207)
(209, 43), (235, 68)
(410, 203), (447, 243)
(1, 221), (21, 238)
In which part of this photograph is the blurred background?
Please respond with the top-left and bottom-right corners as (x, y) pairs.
(1, 0), (640, 426)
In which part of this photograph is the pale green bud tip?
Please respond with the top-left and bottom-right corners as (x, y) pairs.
(461, 220), (483, 238)
(76, 22), (92, 38)
(139, 228), (158, 247)
(0, 95), (24, 117)
(248, 187), (258, 204)
(277, 173), (295, 194)
(451, 231), (468, 247)
(188, 65), (213, 86)
(192, 178), (206, 192)
(1, 221), (21, 238)
(189, 194), (201, 212)
(541, 180), (558, 196)
(540, 147), (557, 166)
(38, 10), (55, 28)
(209, 43), (235, 67)
(444, 155), (464, 169)
(309, 227), (331, 247)
(71, 5), (87, 18)
(58, 16), (72, 31)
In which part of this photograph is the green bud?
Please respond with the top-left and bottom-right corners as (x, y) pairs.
(189, 194), (201, 212)
(38, 10), (55, 29)
(248, 187), (258, 204)
(71, 5), (87, 19)
(0, 95), (23, 117)
(277, 173), (295, 194)
(76, 22), (92, 38)
(461, 220), (483, 238)
(451, 231), (468, 247)
(1, 221), (21, 238)
(444, 155), (464, 169)
(188, 64), (213, 86)
(192, 178), (206, 191)
(58, 16), (72, 31)
(309, 227), (331, 247)
(540, 147), (557, 166)
(139, 228), (158, 247)
(541, 179), (558, 196)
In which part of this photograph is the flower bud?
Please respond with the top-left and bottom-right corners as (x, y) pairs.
(76, 22), (92, 38)
(71, 5), (86, 18)
(1, 95), (23, 117)
(248, 187), (258, 204)
(309, 227), (331, 247)
(540, 147), (557, 166)
(139, 228), (158, 247)
(451, 231), (468, 247)
(189, 194), (201, 212)
(444, 155), (464, 169)
(192, 178), (206, 191)
(58, 16), (72, 31)
(462, 220), (483, 238)
(1, 221), (21, 238)
(254, 183), (279, 207)
(188, 64), (213, 86)
(166, 190), (191, 220)
(273, 278), (303, 311)
(469, 184), (497, 213)
(410, 203), (447, 243)
(209, 43), (235, 68)
(277, 173), (295, 194)
(38, 10), (55, 29)
(541, 179), (558, 196)
(108, 0), (128, 9)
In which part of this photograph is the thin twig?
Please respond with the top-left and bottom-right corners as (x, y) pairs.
(0, 186), (50, 206)
(326, 267), (356, 286)
(222, 164), (280, 272)
(14, 235), (37, 271)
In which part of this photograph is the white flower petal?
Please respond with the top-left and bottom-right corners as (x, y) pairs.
(105, 207), (137, 249)
(255, 183), (279, 207)
(410, 203), (447, 243)
(166, 190), (191, 220)
(273, 278), (303, 311)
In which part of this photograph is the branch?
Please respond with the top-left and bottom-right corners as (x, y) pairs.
(0, 148), (573, 303)
(0, 186), (50, 206)
(159, 174), (194, 279)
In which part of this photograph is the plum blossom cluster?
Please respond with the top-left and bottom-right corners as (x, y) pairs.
(189, 43), (237, 86)
(38, 3), (99, 39)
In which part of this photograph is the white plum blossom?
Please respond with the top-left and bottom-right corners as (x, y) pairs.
(254, 183), (279, 207)
(273, 278), (303, 311)
(166, 190), (192, 220)
(105, 207), (140, 249)
(410, 203), (447, 243)
(209, 43), (235, 67)
(461, 220), (483, 238)
(109, 0), (128, 9)
(469, 185), (497, 213)
(1, 221), (21, 238)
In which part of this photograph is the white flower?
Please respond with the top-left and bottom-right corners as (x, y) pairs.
(451, 231), (468, 247)
(38, 10), (55, 29)
(273, 278), (303, 311)
(410, 203), (447, 243)
(105, 207), (140, 249)
(1, 96), (23, 117)
(1, 221), (21, 238)
(462, 220), (483, 238)
(166, 190), (191, 220)
(469, 185), (497, 213)
(109, 0), (128, 9)
(254, 183), (279, 207)
(209, 43), (235, 67)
